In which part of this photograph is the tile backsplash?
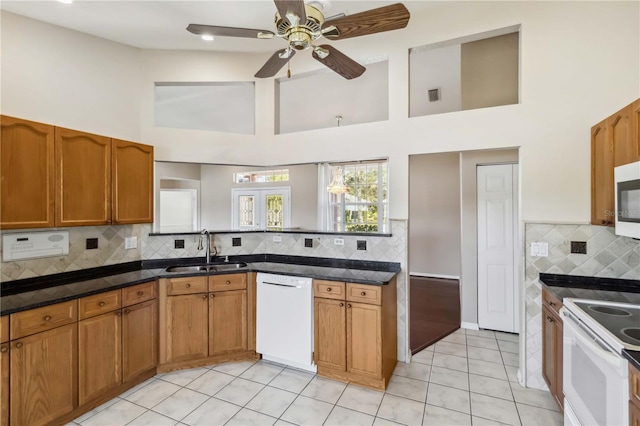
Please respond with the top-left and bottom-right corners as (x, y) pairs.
(523, 223), (640, 390)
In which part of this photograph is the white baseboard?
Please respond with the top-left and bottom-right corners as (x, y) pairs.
(461, 322), (479, 330)
(409, 272), (460, 280)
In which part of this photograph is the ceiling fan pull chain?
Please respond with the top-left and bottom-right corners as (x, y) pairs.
(287, 60), (291, 79)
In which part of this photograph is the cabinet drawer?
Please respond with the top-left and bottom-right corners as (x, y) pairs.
(346, 283), (382, 305)
(542, 287), (562, 316)
(11, 300), (77, 339)
(79, 289), (122, 320)
(314, 280), (345, 300)
(123, 281), (157, 306)
(166, 276), (208, 295)
(631, 363), (640, 407)
(209, 274), (247, 292)
(0, 316), (8, 343)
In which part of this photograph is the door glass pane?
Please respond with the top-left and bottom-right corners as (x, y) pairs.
(265, 195), (284, 229)
(238, 195), (255, 227)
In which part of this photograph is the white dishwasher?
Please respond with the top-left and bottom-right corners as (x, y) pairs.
(256, 272), (316, 372)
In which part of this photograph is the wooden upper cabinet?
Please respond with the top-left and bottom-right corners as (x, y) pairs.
(55, 127), (111, 226)
(610, 104), (636, 167)
(591, 119), (614, 226)
(112, 139), (154, 224)
(0, 116), (55, 229)
(632, 99), (640, 162)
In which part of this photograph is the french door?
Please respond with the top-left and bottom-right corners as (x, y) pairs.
(231, 187), (290, 230)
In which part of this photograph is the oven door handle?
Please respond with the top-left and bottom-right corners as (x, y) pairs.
(562, 309), (621, 367)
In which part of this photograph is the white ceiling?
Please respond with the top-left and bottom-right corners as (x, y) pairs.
(0, 1), (439, 53)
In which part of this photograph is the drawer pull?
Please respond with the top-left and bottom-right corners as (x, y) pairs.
(327, 287), (332, 292)
(202, 295), (208, 299)
(339, 303), (344, 307)
(210, 294), (215, 298)
(137, 291), (144, 296)
(186, 283), (191, 288)
(99, 301), (106, 307)
(15, 342), (23, 349)
(44, 315), (52, 322)
(0, 346), (7, 353)
(360, 291), (366, 296)
(225, 280), (231, 285)
(347, 304), (352, 308)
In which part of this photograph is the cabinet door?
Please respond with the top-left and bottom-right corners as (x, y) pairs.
(55, 127), (111, 226)
(631, 401), (640, 426)
(0, 116), (55, 229)
(632, 99), (640, 163)
(610, 104), (635, 167)
(1, 343), (9, 426)
(209, 290), (247, 356)
(554, 314), (563, 410)
(10, 324), (77, 426)
(123, 300), (157, 382)
(111, 139), (154, 224)
(314, 298), (346, 371)
(346, 302), (382, 378)
(78, 311), (122, 406)
(165, 294), (209, 363)
(591, 120), (614, 226)
(542, 306), (558, 400)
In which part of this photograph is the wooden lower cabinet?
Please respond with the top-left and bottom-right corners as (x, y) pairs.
(631, 401), (640, 426)
(314, 279), (397, 390)
(10, 323), (77, 426)
(541, 304), (563, 410)
(209, 290), (247, 356)
(123, 299), (157, 382)
(78, 310), (122, 405)
(164, 293), (209, 363)
(1, 342), (9, 426)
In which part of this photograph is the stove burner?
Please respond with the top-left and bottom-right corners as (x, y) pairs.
(588, 305), (632, 316)
(622, 328), (640, 343)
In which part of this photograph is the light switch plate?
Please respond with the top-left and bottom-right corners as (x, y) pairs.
(273, 236), (282, 243)
(531, 242), (549, 257)
(124, 237), (137, 249)
(334, 238), (344, 246)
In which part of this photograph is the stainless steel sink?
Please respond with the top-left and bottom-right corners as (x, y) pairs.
(165, 262), (248, 273)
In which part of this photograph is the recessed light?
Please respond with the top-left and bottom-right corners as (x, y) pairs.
(57, 0), (73, 4)
(201, 35), (214, 41)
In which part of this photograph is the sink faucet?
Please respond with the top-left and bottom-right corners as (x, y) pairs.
(198, 229), (217, 264)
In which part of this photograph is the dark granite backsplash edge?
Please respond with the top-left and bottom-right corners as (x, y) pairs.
(539, 273), (640, 294)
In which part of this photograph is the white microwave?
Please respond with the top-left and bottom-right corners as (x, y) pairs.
(614, 160), (640, 239)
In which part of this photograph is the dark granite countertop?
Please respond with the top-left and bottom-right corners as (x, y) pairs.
(0, 255), (400, 316)
(539, 273), (640, 371)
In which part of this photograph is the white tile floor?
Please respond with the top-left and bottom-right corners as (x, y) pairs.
(70, 328), (563, 426)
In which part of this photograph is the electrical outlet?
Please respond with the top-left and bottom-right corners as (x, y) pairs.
(124, 236), (137, 249)
(571, 241), (587, 254)
(273, 236), (282, 243)
(174, 239), (185, 249)
(86, 238), (98, 250)
(334, 238), (344, 246)
(304, 238), (313, 248)
(232, 237), (242, 247)
(531, 242), (548, 257)
(357, 240), (367, 251)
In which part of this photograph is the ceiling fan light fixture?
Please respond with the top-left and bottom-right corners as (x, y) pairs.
(201, 34), (214, 41)
(327, 166), (349, 194)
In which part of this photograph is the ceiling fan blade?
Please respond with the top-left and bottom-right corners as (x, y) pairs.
(274, 0), (307, 25)
(255, 49), (296, 78)
(187, 24), (275, 39)
(322, 3), (410, 40)
(312, 45), (365, 80)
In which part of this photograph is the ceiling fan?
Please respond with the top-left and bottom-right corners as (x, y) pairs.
(186, 1), (410, 80)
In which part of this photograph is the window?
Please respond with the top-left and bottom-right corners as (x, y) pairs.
(231, 187), (291, 230)
(322, 161), (388, 233)
(233, 169), (289, 183)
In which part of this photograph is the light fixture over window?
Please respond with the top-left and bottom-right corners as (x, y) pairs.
(327, 166), (349, 194)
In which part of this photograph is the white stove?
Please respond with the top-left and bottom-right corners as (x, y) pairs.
(561, 298), (638, 426)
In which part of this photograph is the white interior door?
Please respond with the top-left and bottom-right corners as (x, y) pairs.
(232, 187), (291, 230)
(477, 164), (518, 333)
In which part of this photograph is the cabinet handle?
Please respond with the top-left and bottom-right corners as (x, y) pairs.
(360, 291), (366, 296)
(549, 301), (556, 307)
(115, 311), (122, 317)
(99, 301), (106, 307)
(202, 295), (208, 299)
(137, 291), (144, 296)
(44, 315), (52, 321)
(347, 304), (352, 308)
(186, 283), (191, 288)
(0, 346), (7, 353)
(339, 303), (344, 307)
(547, 316), (554, 323)
(225, 280), (231, 285)
(210, 294), (215, 298)
(327, 287), (332, 292)
(124, 309), (131, 314)
(15, 342), (23, 349)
